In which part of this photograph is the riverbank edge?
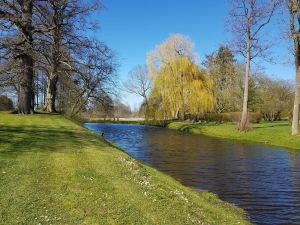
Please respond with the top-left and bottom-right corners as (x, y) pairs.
(82, 118), (300, 151)
(167, 121), (300, 151)
(0, 112), (252, 224)
(82, 118), (169, 127)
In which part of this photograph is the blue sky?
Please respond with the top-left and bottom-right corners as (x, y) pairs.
(90, 0), (295, 109)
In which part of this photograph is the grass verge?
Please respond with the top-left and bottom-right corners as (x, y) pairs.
(0, 112), (251, 224)
(168, 121), (300, 150)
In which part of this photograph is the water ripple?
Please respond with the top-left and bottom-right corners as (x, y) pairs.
(85, 123), (300, 225)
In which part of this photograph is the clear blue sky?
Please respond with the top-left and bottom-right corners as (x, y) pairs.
(89, 0), (294, 109)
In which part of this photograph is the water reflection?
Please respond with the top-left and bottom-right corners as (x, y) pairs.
(85, 123), (300, 225)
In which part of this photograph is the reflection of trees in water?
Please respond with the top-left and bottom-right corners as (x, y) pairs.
(142, 128), (300, 224)
(143, 129), (254, 193)
(288, 150), (300, 193)
(288, 150), (300, 169)
(288, 150), (300, 217)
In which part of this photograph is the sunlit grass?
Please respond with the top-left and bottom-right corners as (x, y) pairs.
(0, 112), (250, 224)
(168, 120), (300, 150)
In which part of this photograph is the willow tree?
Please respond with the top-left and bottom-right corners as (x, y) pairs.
(147, 34), (198, 79)
(147, 34), (213, 119)
(149, 56), (214, 120)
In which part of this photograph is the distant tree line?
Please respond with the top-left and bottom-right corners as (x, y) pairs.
(84, 99), (133, 120)
(124, 33), (294, 129)
(0, 0), (117, 116)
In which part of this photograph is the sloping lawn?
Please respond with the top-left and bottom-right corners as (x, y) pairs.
(168, 121), (300, 150)
(0, 112), (250, 225)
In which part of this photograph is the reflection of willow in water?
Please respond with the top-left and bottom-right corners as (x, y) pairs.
(85, 123), (300, 225)
(143, 130), (206, 184)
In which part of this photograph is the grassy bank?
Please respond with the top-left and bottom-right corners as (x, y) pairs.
(0, 112), (250, 224)
(168, 121), (300, 150)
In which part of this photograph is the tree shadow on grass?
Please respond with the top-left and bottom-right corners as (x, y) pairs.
(254, 123), (291, 129)
(0, 125), (89, 155)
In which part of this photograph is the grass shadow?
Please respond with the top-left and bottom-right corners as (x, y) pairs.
(0, 125), (90, 154)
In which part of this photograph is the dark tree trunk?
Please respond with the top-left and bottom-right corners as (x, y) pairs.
(18, 55), (34, 114)
(17, 1), (34, 114)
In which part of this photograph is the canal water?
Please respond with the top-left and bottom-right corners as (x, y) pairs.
(85, 123), (300, 225)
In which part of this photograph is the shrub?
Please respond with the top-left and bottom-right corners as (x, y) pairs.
(190, 112), (262, 123)
(227, 112), (262, 123)
(0, 95), (14, 111)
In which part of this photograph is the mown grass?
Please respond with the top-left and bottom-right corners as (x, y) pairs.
(168, 120), (300, 150)
(0, 112), (251, 225)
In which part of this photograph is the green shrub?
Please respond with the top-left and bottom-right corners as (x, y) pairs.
(191, 112), (262, 123)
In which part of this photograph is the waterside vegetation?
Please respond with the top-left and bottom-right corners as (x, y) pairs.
(168, 120), (300, 150)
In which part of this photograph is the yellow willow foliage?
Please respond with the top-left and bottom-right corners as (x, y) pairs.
(147, 34), (198, 81)
(149, 57), (214, 119)
(187, 79), (214, 115)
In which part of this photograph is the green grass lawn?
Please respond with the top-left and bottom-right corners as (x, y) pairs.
(168, 121), (300, 150)
(0, 112), (250, 225)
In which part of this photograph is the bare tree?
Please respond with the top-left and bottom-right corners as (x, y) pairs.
(287, 0), (300, 135)
(0, 0), (36, 113)
(63, 41), (116, 117)
(36, 0), (100, 112)
(0, 0), (103, 114)
(227, 0), (279, 131)
(123, 65), (152, 115)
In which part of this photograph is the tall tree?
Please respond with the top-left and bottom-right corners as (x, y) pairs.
(227, 0), (279, 131)
(38, 0), (100, 112)
(147, 34), (204, 119)
(0, 0), (35, 114)
(203, 46), (242, 113)
(149, 56), (214, 120)
(287, 0), (300, 135)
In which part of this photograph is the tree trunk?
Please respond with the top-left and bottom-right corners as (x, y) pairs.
(292, 4), (300, 135)
(144, 97), (149, 121)
(239, 37), (251, 131)
(17, 1), (34, 114)
(180, 72), (185, 120)
(44, 25), (61, 113)
(44, 75), (58, 112)
(36, 73), (39, 109)
(18, 56), (34, 114)
(292, 65), (300, 135)
(174, 108), (178, 119)
(290, 1), (300, 135)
